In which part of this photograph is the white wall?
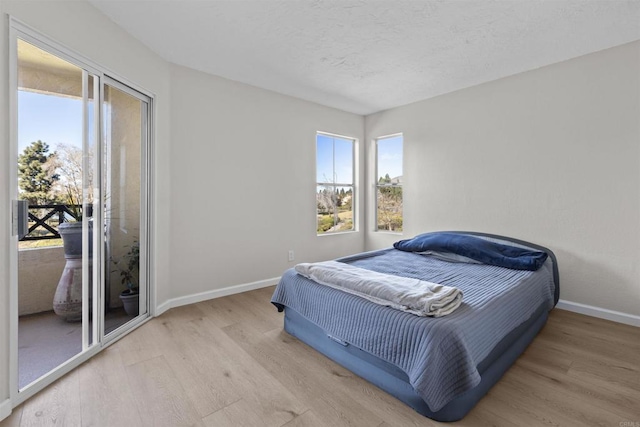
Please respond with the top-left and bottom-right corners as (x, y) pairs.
(169, 64), (365, 299)
(18, 247), (65, 316)
(365, 41), (640, 317)
(0, 0), (172, 415)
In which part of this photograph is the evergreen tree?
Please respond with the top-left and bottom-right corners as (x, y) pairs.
(18, 140), (59, 205)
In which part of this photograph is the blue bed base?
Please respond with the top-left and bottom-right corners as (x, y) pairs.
(284, 302), (549, 422)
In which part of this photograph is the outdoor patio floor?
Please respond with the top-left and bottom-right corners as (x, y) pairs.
(18, 308), (134, 389)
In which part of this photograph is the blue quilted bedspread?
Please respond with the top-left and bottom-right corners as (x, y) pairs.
(271, 239), (556, 412)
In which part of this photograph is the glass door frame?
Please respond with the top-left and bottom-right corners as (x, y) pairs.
(8, 16), (155, 406)
(100, 76), (152, 345)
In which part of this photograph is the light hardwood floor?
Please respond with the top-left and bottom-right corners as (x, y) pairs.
(2, 286), (639, 427)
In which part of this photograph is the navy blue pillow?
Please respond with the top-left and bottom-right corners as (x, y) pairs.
(393, 232), (548, 271)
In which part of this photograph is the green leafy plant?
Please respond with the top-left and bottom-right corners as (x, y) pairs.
(112, 240), (140, 293)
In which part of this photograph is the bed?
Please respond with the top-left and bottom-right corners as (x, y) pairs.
(271, 231), (559, 422)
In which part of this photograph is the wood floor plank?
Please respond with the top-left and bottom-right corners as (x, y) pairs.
(182, 316), (308, 426)
(222, 321), (388, 427)
(550, 310), (640, 345)
(281, 410), (327, 427)
(159, 304), (209, 324)
(259, 327), (438, 427)
(233, 289), (283, 331)
(77, 346), (144, 427)
(115, 317), (168, 367)
(18, 369), (81, 427)
(475, 388), (566, 427)
(462, 395), (538, 427)
(194, 296), (251, 329)
(537, 319), (639, 364)
(195, 289), (280, 333)
(567, 358), (640, 393)
(151, 317), (244, 418)
(497, 363), (634, 427)
(519, 340), (574, 374)
(3, 288), (639, 427)
(518, 352), (640, 415)
(201, 398), (268, 427)
(125, 355), (203, 427)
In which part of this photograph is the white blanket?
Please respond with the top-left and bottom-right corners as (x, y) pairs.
(295, 260), (463, 317)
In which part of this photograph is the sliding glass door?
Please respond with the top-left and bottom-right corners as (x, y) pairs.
(14, 38), (100, 390)
(10, 22), (152, 402)
(102, 78), (150, 338)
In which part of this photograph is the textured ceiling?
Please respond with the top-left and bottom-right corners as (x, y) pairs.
(89, 0), (640, 115)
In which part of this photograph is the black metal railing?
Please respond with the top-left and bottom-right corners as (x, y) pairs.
(21, 204), (93, 241)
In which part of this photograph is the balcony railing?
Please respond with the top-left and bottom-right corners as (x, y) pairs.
(22, 204), (93, 241)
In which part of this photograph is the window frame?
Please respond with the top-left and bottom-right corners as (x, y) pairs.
(315, 131), (357, 235)
(374, 133), (403, 233)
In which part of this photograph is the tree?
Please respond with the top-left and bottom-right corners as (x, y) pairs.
(316, 188), (335, 215)
(377, 174), (403, 231)
(48, 143), (92, 204)
(317, 187), (341, 233)
(342, 190), (353, 211)
(18, 140), (59, 205)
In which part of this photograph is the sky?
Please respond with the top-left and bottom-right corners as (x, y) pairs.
(316, 134), (353, 184)
(18, 90), (83, 152)
(376, 135), (403, 179)
(20, 91), (402, 186)
(316, 133), (403, 186)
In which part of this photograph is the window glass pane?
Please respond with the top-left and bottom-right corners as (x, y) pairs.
(16, 39), (86, 387)
(376, 135), (402, 232)
(316, 185), (336, 234)
(335, 186), (354, 232)
(334, 137), (353, 185)
(317, 185), (354, 234)
(316, 134), (334, 183)
(104, 83), (144, 333)
(316, 133), (355, 234)
(377, 185), (403, 232)
(377, 135), (403, 184)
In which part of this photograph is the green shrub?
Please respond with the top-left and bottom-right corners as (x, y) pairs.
(317, 215), (335, 233)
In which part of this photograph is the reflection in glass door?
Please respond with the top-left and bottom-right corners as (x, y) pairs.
(102, 80), (149, 337)
(11, 27), (152, 399)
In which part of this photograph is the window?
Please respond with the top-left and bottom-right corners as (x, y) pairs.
(375, 134), (403, 232)
(316, 133), (355, 234)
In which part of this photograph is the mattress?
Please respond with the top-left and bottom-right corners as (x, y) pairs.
(271, 232), (559, 421)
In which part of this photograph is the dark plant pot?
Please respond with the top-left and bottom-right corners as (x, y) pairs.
(120, 289), (139, 316)
(54, 222), (93, 322)
(58, 221), (93, 257)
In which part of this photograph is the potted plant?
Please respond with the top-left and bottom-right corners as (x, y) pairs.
(112, 240), (140, 316)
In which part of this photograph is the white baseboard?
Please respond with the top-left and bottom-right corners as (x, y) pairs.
(152, 282), (640, 328)
(556, 299), (640, 327)
(155, 277), (280, 316)
(156, 300), (171, 316)
(0, 398), (12, 422)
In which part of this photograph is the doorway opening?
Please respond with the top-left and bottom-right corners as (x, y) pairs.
(11, 25), (152, 396)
